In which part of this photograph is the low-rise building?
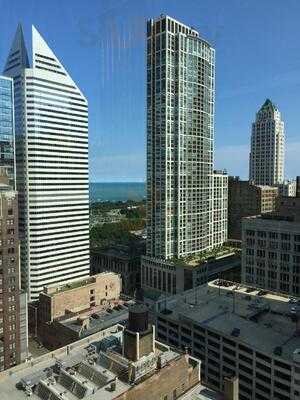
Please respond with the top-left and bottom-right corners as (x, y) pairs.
(0, 306), (229, 400)
(141, 248), (241, 299)
(38, 272), (122, 324)
(91, 241), (145, 295)
(154, 280), (300, 400)
(276, 196), (300, 221)
(28, 272), (123, 349)
(277, 180), (297, 197)
(38, 299), (135, 350)
(241, 214), (300, 295)
(228, 177), (278, 240)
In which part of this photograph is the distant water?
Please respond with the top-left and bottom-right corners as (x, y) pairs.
(90, 182), (146, 203)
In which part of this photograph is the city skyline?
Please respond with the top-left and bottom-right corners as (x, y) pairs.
(0, 0), (299, 181)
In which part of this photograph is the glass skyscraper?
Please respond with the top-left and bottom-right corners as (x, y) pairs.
(0, 76), (15, 187)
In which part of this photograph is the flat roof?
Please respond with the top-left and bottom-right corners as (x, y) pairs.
(150, 15), (199, 36)
(157, 281), (300, 363)
(0, 328), (129, 400)
(43, 272), (117, 296)
(170, 248), (239, 268)
(59, 302), (134, 335)
(179, 384), (221, 399)
(0, 324), (209, 400)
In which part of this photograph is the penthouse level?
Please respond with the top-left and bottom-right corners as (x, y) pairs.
(154, 280), (300, 400)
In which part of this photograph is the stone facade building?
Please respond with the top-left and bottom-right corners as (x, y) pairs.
(91, 241), (145, 295)
(228, 177), (278, 240)
(242, 214), (300, 295)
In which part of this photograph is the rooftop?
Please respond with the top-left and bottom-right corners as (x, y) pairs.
(0, 327), (127, 400)
(245, 214), (296, 223)
(151, 14), (199, 36)
(156, 280), (300, 363)
(170, 246), (239, 268)
(179, 385), (222, 399)
(92, 240), (146, 259)
(58, 300), (135, 336)
(0, 323), (218, 400)
(43, 272), (117, 296)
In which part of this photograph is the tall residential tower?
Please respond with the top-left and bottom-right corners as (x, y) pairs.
(142, 15), (227, 296)
(3, 25), (90, 300)
(249, 99), (285, 186)
(146, 15), (219, 260)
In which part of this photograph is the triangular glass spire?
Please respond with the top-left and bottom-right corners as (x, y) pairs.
(32, 25), (73, 81)
(3, 23), (29, 76)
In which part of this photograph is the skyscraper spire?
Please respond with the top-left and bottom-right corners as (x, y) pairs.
(3, 23), (29, 76)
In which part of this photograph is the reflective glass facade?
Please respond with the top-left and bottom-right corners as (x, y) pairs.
(0, 76), (15, 187)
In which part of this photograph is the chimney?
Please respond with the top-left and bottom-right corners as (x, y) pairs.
(224, 376), (239, 400)
(123, 304), (154, 362)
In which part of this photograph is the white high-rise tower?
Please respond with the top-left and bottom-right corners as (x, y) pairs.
(3, 25), (90, 300)
(146, 15), (216, 260)
(249, 99), (285, 186)
(141, 15), (227, 296)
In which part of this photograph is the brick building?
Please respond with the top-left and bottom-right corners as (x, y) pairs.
(228, 177), (278, 240)
(0, 169), (28, 370)
(38, 272), (122, 324)
(29, 272), (123, 348)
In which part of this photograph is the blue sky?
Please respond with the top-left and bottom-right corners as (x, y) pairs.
(0, 0), (299, 182)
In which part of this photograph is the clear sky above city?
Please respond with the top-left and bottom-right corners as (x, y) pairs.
(0, 0), (299, 181)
